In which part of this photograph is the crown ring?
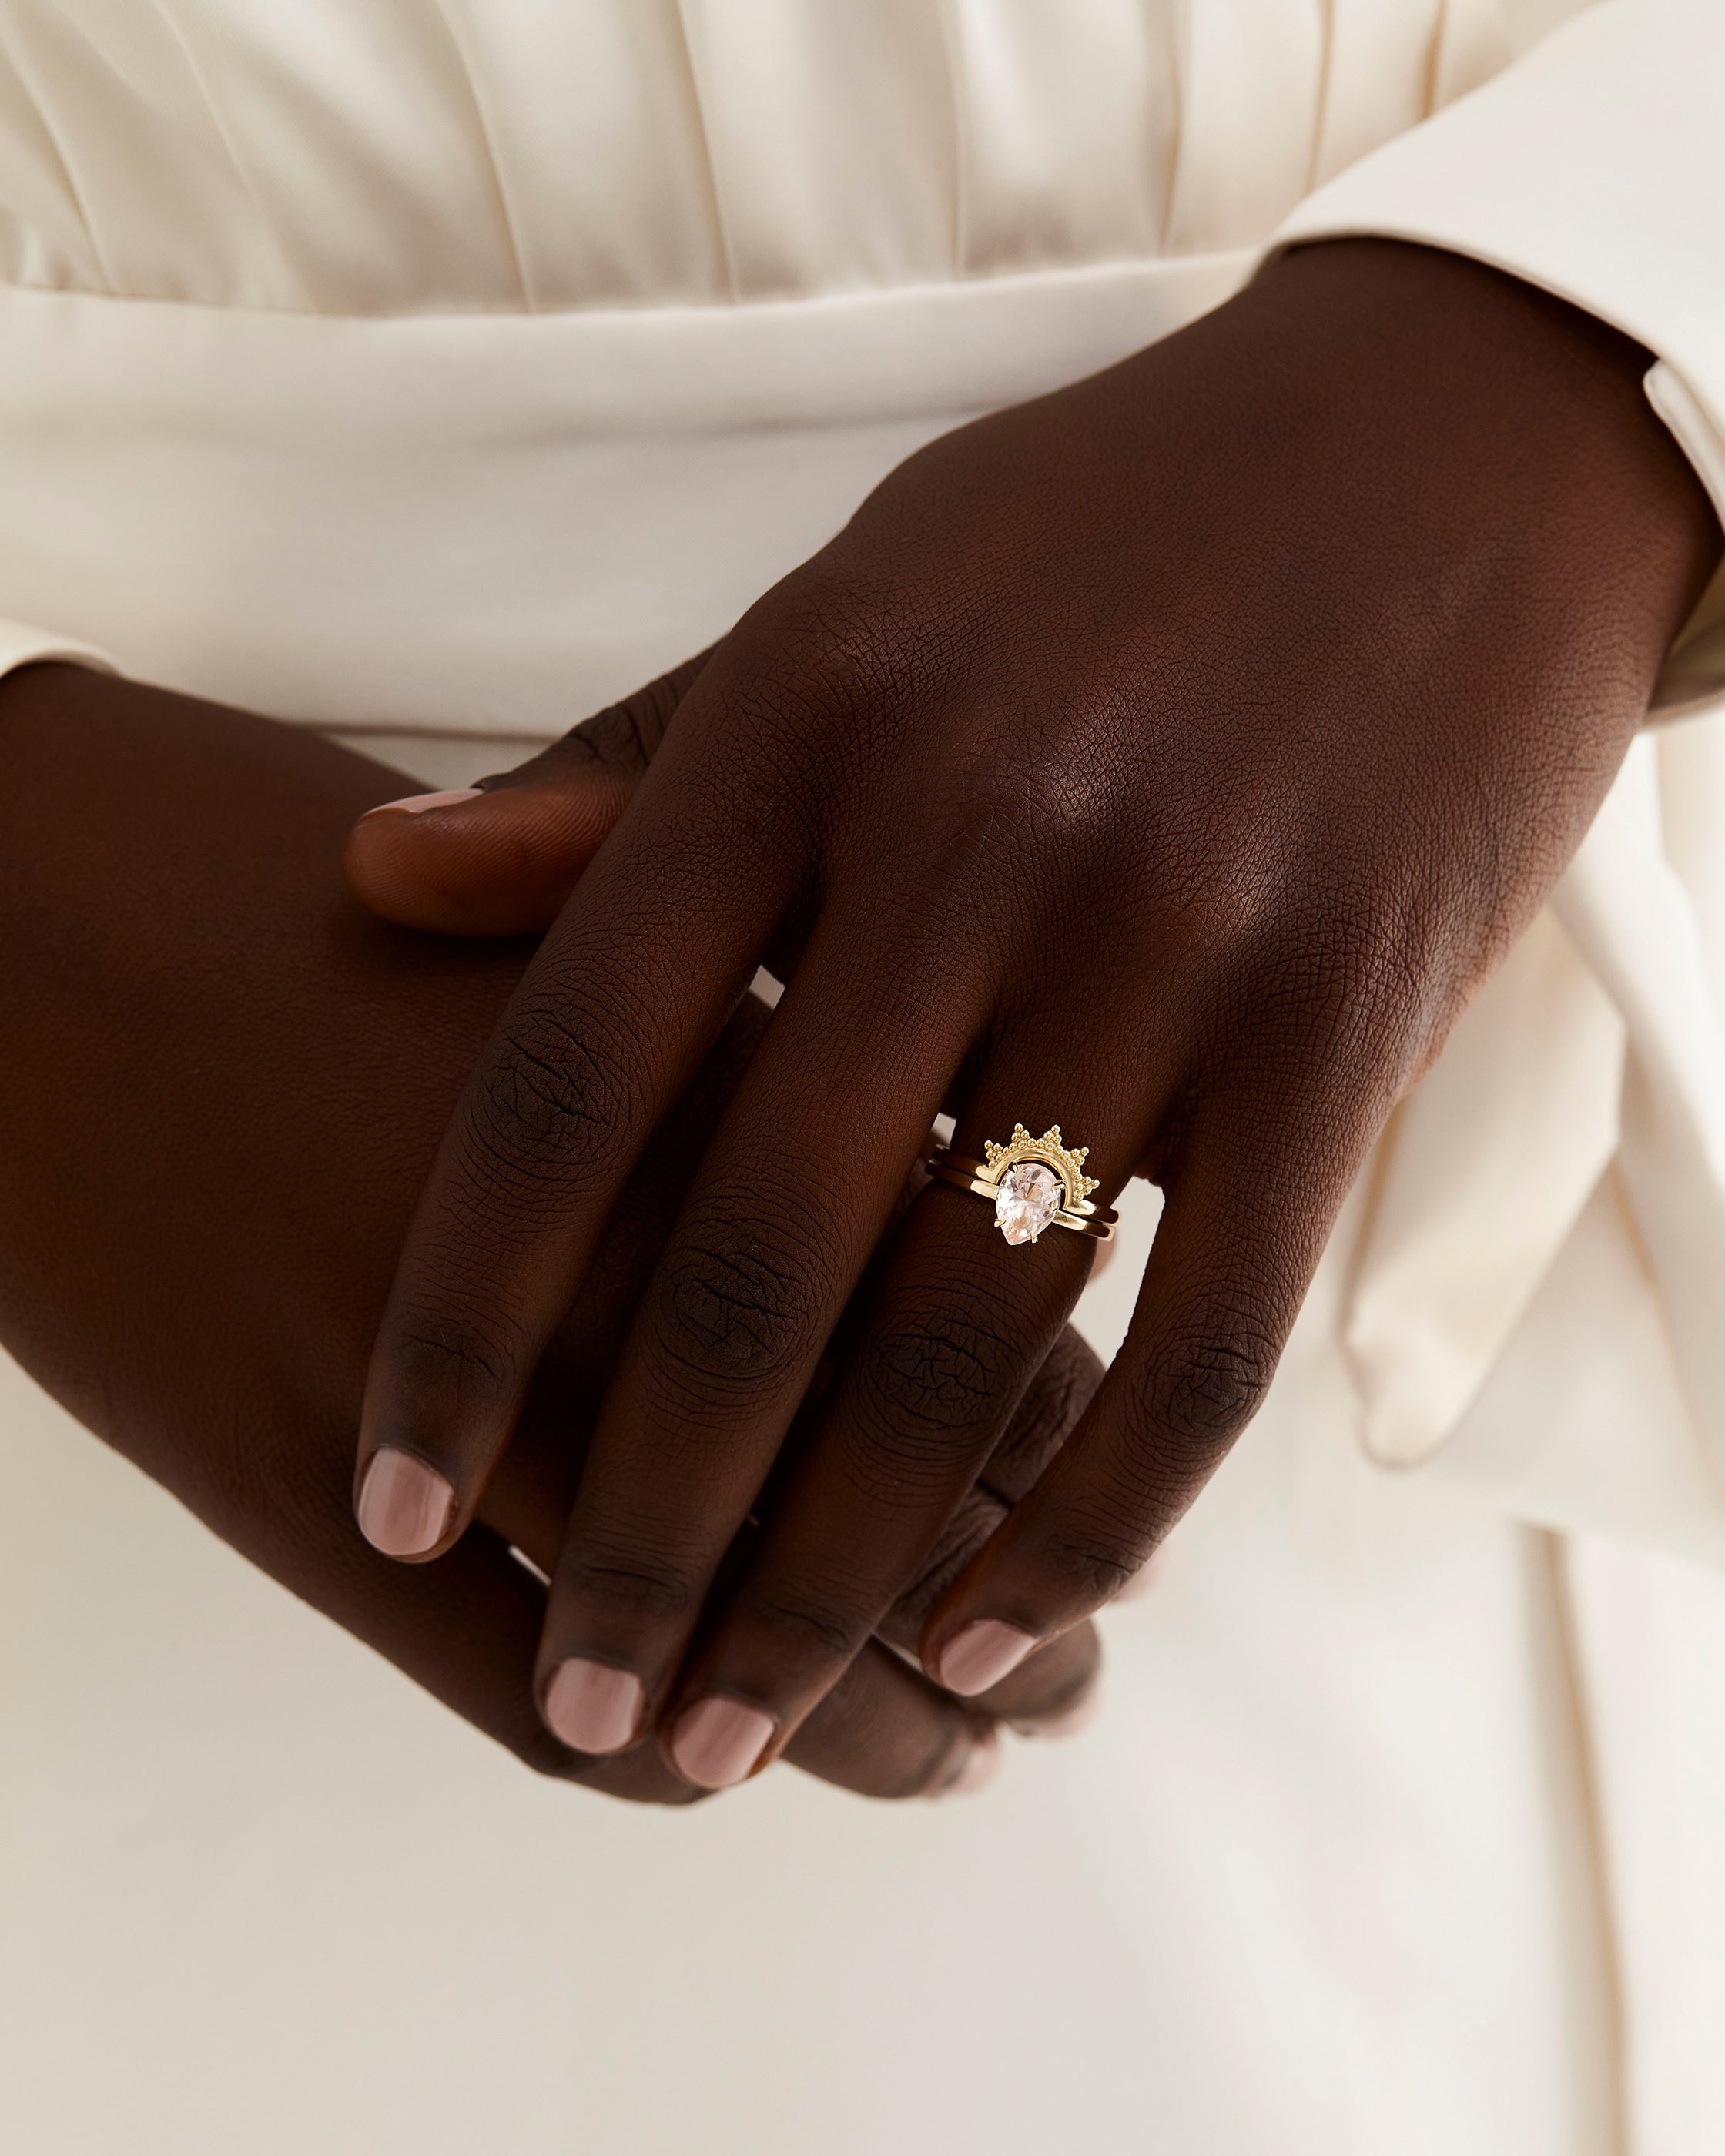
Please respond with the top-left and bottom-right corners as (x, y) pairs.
(926, 1124), (1117, 1245)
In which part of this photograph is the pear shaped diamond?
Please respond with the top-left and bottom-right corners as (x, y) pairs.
(995, 1160), (1061, 1244)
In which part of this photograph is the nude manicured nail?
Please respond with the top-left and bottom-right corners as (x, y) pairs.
(355, 1447), (454, 1557)
(936, 1619), (1039, 1698)
(543, 1659), (643, 1756)
(669, 1698), (776, 1789)
(364, 788), (484, 817)
(940, 1729), (1000, 1797)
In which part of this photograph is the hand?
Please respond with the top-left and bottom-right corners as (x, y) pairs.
(0, 664), (1102, 1802)
(349, 237), (1720, 1788)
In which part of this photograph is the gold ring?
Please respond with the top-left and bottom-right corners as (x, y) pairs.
(926, 1124), (1117, 1245)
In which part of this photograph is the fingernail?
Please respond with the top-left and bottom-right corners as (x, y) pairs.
(938, 1729), (1000, 1797)
(543, 1659), (643, 1756)
(355, 1447), (455, 1557)
(1116, 1551), (1165, 1604)
(363, 788), (484, 818)
(1011, 1686), (1103, 1741)
(669, 1697), (776, 1789)
(936, 1619), (1039, 1698)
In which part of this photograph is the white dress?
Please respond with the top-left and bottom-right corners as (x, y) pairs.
(4, 5), (1725, 2151)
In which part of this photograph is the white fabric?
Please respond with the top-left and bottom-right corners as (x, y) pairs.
(0, 614), (110, 678)
(0, 1188), (1642, 2156)
(0, 0), (1519, 307)
(5, 3), (1725, 2150)
(0, 254), (1250, 735)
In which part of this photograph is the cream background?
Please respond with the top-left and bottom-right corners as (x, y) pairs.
(0, 1191), (1643, 2156)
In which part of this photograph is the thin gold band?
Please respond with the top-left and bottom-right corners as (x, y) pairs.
(926, 1153), (1118, 1241)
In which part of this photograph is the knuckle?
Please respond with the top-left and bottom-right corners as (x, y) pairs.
(384, 1304), (523, 1417)
(916, 747), (1089, 906)
(554, 650), (712, 773)
(647, 1217), (825, 1399)
(1039, 1517), (1140, 1605)
(752, 570), (939, 708)
(902, 719), (1141, 936)
(1242, 902), (1405, 1073)
(1172, 862), (1278, 966)
(742, 1583), (869, 1666)
(886, 1494), (1003, 1635)
(994, 1330), (1103, 1476)
(1144, 1312), (1278, 1458)
(1129, 824), (1285, 980)
(558, 1546), (698, 1628)
(973, 735), (1117, 861)
(464, 999), (636, 1187)
(1202, 870), (1445, 1096)
(1161, 1339), (1271, 1447)
(555, 701), (653, 778)
(722, 572), (950, 804)
(1351, 886), (1468, 1067)
(857, 1295), (1019, 1450)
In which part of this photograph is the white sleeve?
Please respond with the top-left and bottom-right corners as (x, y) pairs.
(0, 618), (115, 682)
(1267, 0), (1725, 1562)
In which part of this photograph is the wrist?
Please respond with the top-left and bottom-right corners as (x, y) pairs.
(1246, 237), (1721, 675)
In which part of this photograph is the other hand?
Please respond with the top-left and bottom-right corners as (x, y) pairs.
(0, 664), (1103, 1802)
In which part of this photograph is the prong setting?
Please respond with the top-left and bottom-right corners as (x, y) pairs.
(978, 1123), (1101, 1210)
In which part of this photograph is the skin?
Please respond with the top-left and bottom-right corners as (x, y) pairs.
(0, 662), (1105, 1805)
(347, 236), (1721, 1792)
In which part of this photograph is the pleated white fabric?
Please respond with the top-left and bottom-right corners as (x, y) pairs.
(5, 4), (1725, 2150)
(0, 0), (1518, 309)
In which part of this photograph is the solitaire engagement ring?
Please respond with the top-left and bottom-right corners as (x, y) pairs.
(926, 1124), (1117, 1245)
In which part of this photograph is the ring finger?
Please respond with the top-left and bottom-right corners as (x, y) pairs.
(643, 1063), (1146, 1786)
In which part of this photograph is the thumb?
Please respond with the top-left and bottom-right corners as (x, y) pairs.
(343, 650), (711, 934)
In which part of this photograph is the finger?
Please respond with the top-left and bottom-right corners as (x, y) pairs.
(303, 1507), (700, 1803)
(472, 1000), (1077, 1799)
(882, 1486), (1104, 1732)
(486, 1406), (993, 1802)
(874, 1324), (1109, 1732)
(357, 681), (802, 1565)
(662, 1323), (1111, 1753)
(644, 1071), (1142, 1783)
(689, 1333), (1110, 1788)
(343, 652), (709, 933)
(966, 1321), (1157, 1652)
(531, 930), (979, 1777)
(919, 1103), (1354, 1692)
(873, 1326), (1105, 1628)
(778, 1639), (1000, 1799)
(972, 1319), (1106, 1506)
